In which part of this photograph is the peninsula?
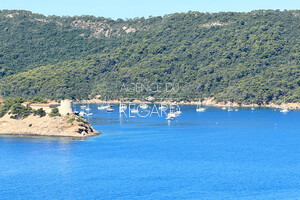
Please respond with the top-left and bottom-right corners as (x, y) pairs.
(0, 98), (100, 139)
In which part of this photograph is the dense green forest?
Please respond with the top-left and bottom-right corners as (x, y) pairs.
(0, 9), (299, 104)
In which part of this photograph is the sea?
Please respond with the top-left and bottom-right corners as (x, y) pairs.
(0, 104), (300, 200)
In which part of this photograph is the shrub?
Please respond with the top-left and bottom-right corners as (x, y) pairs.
(0, 97), (27, 118)
(33, 108), (46, 117)
(10, 103), (32, 119)
(76, 116), (86, 123)
(67, 117), (75, 124)
(49, 108), (60, 117)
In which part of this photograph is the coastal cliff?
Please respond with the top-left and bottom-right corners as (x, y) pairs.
(0, 114), (100, 139)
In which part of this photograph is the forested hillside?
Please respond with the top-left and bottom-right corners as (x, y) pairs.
(0, 9), (299, 104)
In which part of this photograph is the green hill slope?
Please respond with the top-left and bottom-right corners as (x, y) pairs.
(0, 10), (299, 104)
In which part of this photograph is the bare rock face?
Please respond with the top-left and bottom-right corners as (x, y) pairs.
(0, 114), (100, 139)
(70, 19), (137, 38)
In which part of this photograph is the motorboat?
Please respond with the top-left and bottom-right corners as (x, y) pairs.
(175, 110), (182, 116)
(106, 108), (114, 112)
(131, 109), (139, 113)
(79, 111), (86, 116)
(140, 103), (148, 109)
(98, 105), (110, 110)
(280, 108), (289, 113)
(196, 107), (206, 112)
(166, 116), (174, 120)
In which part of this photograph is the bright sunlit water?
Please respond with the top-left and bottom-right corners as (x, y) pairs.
(1, 105), (300, 200)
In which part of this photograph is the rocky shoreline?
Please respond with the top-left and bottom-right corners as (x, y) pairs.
(0, 114), (100, 139)
(75, 97), (300, 110)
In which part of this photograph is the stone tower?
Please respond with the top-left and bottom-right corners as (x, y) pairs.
(59, 100), (73, 116)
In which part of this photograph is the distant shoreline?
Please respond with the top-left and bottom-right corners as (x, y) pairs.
(75, 98), (300, 110)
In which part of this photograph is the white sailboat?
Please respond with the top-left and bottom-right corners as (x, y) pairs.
(280, 100), (289, 113)
(98, 102), (110, 110)
(166, 110), (176, 120)
(175, 110), (182, 116)
(280, 108), (289, 113)
(85, 104), (91, 111)
(251, 100), (255, 110)
(228, 102), (233, 112)
(196, 100), (206, 112)
(159, 104), (167, 110)
(166, 103), (177, 120)
(98, 105), (108, 110)
(119, 101), (127, 113)
(85, 104), (93, 116)
(129, 104), (139, 113)
(119, 103), (127, 110)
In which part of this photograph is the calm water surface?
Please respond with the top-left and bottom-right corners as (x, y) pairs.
(0, 105), (300, 200)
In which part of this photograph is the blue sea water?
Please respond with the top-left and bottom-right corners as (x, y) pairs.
(0, 105), (300, 200)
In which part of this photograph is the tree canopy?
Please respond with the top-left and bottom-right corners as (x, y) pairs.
(0, 9), (299, 104)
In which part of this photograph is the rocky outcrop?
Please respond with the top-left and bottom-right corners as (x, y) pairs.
(0, 114), (100, 139)
(201, 21), (232, 28)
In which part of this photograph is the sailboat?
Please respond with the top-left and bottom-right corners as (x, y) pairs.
(85, 104), (93, 116)
(251, 100), (255, 110)
(98, 101), (110, 110)
(159, 104), (167, 110)
(196, 100), (206, 112)
(85, 104), (91, 111)
(280, 99), (289, 113)
(175, 110), (182, 116)
(166, 103), (177, 120)
(280, 108), (289, 113)
(98, 104), (108, 110)
(227, 102), (233, 112)
(129, 104), (139, 113)
(119, 101), (127, 112)
(119, 103), (127, 110)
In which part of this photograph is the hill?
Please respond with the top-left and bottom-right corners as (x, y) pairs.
(0, 9), (299, 104)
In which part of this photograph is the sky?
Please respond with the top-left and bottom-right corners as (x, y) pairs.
(1, 0), (300, 19)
